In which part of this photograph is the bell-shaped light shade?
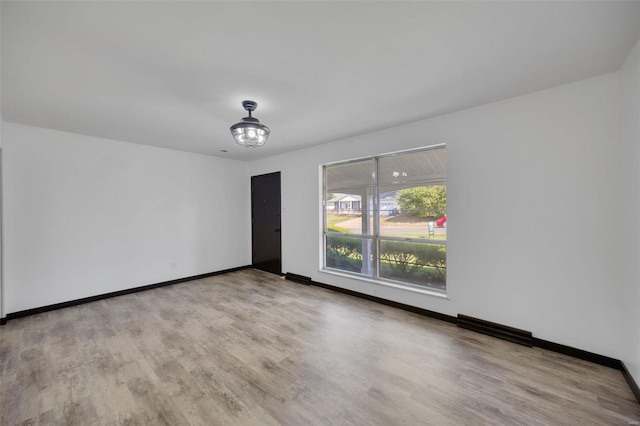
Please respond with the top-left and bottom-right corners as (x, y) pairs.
(230, 100), (270, 147)
(230, 120), (270, 147)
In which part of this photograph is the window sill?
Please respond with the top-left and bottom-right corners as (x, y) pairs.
(319, 268), (450, 300)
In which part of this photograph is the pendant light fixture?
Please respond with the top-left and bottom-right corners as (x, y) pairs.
(230, 100), (270, 147)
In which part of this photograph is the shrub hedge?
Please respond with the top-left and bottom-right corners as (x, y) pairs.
(326, 237), (446, 285)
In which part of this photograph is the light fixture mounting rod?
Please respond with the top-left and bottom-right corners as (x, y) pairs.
(242, 100), (257, 116)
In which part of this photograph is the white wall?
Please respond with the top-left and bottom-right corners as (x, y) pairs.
(621, 35), (640, 385)
(251, 71), (628, 359)
(3, 122), (251, 313)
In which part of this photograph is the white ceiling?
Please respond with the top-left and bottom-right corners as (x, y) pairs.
(2, 1), (639, 161)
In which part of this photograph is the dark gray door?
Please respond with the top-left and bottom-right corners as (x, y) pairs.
(251, 172), (281, 275)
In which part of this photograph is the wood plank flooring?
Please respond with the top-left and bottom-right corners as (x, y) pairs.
(1, 269), (639, 425)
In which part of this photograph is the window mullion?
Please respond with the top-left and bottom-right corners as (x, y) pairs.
(372, 157), (380, 279)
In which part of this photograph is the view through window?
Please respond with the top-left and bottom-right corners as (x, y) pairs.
(323, 145), (446, 292)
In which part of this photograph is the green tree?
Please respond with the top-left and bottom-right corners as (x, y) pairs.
(396, 185), (446, 218)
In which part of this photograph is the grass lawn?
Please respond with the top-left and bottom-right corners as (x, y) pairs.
(327, 214), (446, 239)
(327, 214), (360, 227)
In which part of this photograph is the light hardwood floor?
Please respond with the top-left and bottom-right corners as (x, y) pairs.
(1, 269), (639, 425)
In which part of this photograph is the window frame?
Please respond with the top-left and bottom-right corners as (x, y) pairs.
(322, 144), (447, 295)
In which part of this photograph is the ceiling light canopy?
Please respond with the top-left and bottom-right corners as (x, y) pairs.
(230, 100), (270, 147)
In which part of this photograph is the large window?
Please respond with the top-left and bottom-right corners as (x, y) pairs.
(323, 145), (446, 292)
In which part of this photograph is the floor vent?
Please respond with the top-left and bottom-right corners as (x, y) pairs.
(457, 314), (533, 347)
(285, 273), (312, 285)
